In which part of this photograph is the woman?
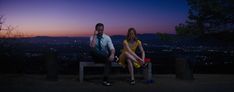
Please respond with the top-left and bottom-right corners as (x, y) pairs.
(118, 28), (145, 85)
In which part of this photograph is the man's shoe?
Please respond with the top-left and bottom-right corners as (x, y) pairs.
(130, 80), (135, 85)
(102, 81), (112, 86)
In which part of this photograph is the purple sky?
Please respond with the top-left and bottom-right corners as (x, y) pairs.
(0, 0), (188, 37)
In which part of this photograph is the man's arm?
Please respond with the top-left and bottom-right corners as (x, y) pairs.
(109, 49), (115, 61)
(107, 37), (115, 61)
(89, 30), (97, 47)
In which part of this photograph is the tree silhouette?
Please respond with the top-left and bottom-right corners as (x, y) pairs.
(0, 15), (24, 38)
(156, 32), (174, 41)
(176, 0), (234, 36)
(0, 15), (5, 32)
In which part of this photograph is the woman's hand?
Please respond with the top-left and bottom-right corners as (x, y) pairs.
(137, 58), (144, 65)
(142, 58), (145, 63)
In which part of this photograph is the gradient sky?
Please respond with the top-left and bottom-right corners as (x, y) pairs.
(0, 0), (188, 37)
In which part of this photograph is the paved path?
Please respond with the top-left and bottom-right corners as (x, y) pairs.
(0, 74), (234, 92)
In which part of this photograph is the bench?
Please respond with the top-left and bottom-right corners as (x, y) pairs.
(79, 61), (152, 82)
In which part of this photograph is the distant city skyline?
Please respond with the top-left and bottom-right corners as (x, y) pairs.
(0, 0), (188, 37)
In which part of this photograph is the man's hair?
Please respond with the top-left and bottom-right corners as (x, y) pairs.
(95, 23), (104, 30)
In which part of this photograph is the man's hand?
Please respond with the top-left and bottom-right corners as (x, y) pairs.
(108, 54), (114, 62)
(94, 30), (98, 35)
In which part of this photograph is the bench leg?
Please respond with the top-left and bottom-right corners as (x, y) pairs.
(144, 62), (152, 81)
(79, 64), (84, 83)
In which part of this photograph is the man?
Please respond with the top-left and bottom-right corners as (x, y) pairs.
(89, 23), (115, 86)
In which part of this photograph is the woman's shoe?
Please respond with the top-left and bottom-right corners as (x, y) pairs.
(114, 56), (119, 63)
(142, 63), (148, 68)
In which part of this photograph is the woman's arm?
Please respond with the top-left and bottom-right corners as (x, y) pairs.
(123, 41), (143, 62)
(138, 42), (145, 62)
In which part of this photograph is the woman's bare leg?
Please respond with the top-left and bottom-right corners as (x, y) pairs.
(127, 59), (134, 80)
(124, 52), (137, 62)
(124, 51), (143, 65)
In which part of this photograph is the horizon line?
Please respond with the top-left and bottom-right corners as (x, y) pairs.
(0, 33), (177, 38)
